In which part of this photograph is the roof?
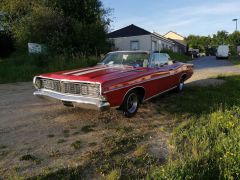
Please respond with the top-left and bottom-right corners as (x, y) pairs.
(152, 32), (174, 44)
(164, 31), (186, 39)
(108, 24), (151, 38)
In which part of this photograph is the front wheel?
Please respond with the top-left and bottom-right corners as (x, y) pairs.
(122, 90), (140, 117)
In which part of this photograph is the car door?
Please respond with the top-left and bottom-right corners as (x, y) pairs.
(150, 53), (172, 92)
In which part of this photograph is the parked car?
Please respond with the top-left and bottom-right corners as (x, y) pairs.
(33, 51), (193, 117)
(216, 45), (229, 59)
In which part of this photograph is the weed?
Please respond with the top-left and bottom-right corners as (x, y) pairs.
(81, 125), (95, 133)
(63, 129), (70, 137)
(89, 142), (97, 147)
(20, 154), (41, 164)
(47, 134), (55, 138)
(71, 141), (81, 150)
(49, 150), (61, 158)
(106, 169), (121, 180)
(57, 139), (66, 144)
(132, 145), (148, 157)
(0, 145), (7, 149)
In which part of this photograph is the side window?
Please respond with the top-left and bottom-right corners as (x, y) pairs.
(152, 53), (169, 67)
(130, 41), (139, 50)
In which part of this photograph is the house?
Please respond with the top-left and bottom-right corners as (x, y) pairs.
(108, 24), (174, 52)
(164, 31), (187, 53)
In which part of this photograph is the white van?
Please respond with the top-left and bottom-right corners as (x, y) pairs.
(216, 45), (229, 59)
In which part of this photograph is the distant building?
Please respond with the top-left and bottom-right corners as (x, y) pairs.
(108, 24), (174, 52)
(164, 31), (187, 53)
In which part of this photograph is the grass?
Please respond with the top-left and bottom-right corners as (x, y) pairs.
(71, 140), (82, 150)
(57, 139), (66, 144)
(62, 129), (70, 137)
(81, 125), (95, 133)
(229, 55), (240, 68)
(149, 75), (240, 179)
(0, 52), (99, 84)
(20, 154), (41, 164)
(47, 134), (55, 138)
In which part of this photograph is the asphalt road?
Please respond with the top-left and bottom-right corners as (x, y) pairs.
(0, 56), (239, 177)
(188, 56), (240, 81)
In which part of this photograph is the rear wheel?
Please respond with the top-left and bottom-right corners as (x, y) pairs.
(122, 90), (140, 117)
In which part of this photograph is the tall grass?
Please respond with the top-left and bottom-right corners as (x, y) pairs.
(150, 107), (240, 180)
(0, 53), (99, 84)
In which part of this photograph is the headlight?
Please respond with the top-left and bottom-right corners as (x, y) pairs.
(34, 77), (42, 89)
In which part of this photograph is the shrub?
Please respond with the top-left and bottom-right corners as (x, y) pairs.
(161, 49), (192, 62)
(0, 32), (15, 58)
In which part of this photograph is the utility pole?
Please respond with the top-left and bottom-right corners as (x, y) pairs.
(233, 19), (238, 31)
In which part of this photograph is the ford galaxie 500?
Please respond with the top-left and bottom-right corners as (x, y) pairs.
(33, 51), (193, 117)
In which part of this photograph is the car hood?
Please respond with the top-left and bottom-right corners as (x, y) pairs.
(38, 65), (148, 84)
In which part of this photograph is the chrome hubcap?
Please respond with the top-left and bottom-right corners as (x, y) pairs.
(127, 93), (138, 113)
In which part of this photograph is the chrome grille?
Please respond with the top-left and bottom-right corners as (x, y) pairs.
(40, 79), (100, 97)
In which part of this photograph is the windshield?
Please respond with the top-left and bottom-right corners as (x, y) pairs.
(101, 52), (149, 67)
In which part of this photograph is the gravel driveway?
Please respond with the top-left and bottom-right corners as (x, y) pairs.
(0, 56), (239, 178)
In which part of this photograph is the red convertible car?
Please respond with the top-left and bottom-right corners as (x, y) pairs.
(33, 51), (193, 117)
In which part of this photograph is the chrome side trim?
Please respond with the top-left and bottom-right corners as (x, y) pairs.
(144, 86), (177, 102)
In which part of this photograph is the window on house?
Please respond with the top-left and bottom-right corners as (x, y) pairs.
(130, 41), (140, 50)
(152, 41), (157, 51)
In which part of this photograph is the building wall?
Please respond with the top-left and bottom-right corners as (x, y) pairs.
(151, 35), (173, 51)
(109, 35), (152, 51)
(109, 34), (174, 52)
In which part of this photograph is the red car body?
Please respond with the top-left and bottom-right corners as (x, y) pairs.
(33, 51), (193, 115)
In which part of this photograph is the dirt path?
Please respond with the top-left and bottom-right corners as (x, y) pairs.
(0, 56), (239, 178)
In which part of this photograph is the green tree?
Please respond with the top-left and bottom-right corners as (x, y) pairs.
(212, 30), (229, 46)
(0, 0), (111, 55)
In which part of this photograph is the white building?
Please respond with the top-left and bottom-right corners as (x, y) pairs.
(108, 24), (174, 52)
(164, 31), (187, 53)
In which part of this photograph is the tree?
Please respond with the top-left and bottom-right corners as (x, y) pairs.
(212, 31), (229, 46)
(0, 0), (111, 55)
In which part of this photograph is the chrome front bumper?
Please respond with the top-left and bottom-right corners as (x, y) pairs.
(34, 89), (110, 111)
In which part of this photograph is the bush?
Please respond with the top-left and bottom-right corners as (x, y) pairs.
(0, 32), (15, 58)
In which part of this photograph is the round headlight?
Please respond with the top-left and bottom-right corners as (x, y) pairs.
(35, 78), (42, 89)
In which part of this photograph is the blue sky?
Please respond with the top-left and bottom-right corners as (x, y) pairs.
(102, 0), (240, 37)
